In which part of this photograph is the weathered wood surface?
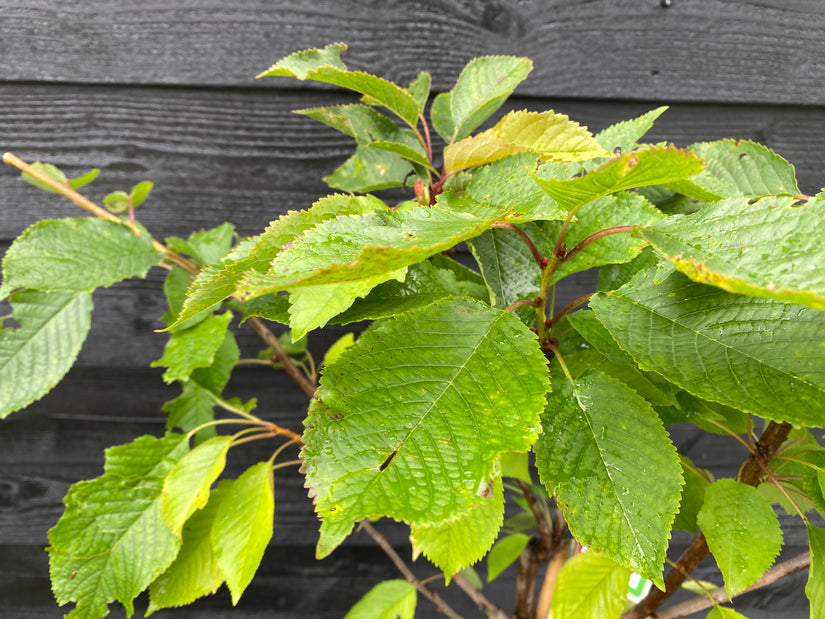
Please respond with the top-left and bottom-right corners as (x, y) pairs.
(1, 0), (824, 616)
(2, 1), (825, 105)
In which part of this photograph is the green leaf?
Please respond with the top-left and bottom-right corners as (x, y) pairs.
(163, 382), (218, 441)
(1, 218), (164, 293)
(258, 43), (420, 127)
(236, 202), (510, 301)
(147, 482), (231, 614)
(166, 222), (236, 267)
(535, 372), (683, 587)
(20, 161), (69, 194)
(698, 479), (782, 597)
(189, 329), (239, 395)
(172, 194), (388, 328)
(161, 435), (233, 536)
(407, 72), (431, 116)
(461, 152), (569, 223)
(639, 196), (825, 310)
(238, 293), (291, 325)
(410, 477), (504, 581)
(68, 168), (100, 191)
(806, 524), (825, 619)
(550, 551), (632, 619)
(287, 267), (408, 339)
(48, 434), (189, 619)
(546, 192), (664, 284)
(672, 456), (712, 534)
(103, 190), (131, 213)
(690, 140), (800, 198)
(590, 269), (825, 427)
(325, 145), (416, 192)
(706, 607), (750, 619)
(322, 332), (355, 368)
(487, 533), (531, 582)
(498, 451), (532, 484)
(596, 106), (669, 154)
(445, 110), (608, 172)
(0, 289), (92, 418)
(212, 461), (275, 605)
(331, 259), (486, 325)
(130, 181), (153, 207)
(303, 298), (549, 558)
(151, 312), (233, 384)
(533, 147), (705, 212)
(430, 56), (532, 142)
(343, 579), (417, 619)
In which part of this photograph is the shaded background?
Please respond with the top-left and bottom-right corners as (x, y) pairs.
(0, 1), (822, 617)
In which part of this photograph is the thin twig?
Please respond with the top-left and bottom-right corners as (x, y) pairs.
(546, 293), (595, 331)
(656, 552), (811, 619)
(516, 479), (554, 556)
(535, 541), (571, 619)
(561, 226), (635, 263)
(505, 298), (542, 313)
(360, 521), (465, 619)
(247, 316), (318, 398)
(452, 573), (510, 619)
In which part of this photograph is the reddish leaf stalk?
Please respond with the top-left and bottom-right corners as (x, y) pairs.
(561, 225), (636, 263)
(492, 221), (547, 268)
(546, 293), (595, 331)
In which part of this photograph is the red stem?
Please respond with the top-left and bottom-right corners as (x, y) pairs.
(491, 222), (547, 267)
(562, 225), (635, 262)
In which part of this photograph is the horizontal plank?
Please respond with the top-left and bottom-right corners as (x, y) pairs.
(2, 1), (825, 105)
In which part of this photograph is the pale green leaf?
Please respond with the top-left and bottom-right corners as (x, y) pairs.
(443, 135), (528, 173)
(20, 161), (68, 194)
(697, 479), (783, 596)
(325, 145), (416, 192)
(596, 106), (669, 154)
(68, 168), (100, 191)
(147, 482), (231, 614)
(430, 56), (532, 142)
(0, 289), (92, 418)
(130, 180), (153, 208)
(1, 218), (164, 292)
(535, 372), (683, 587)
(550, 551), (632, 619)
(236, 202), (510, 301)
(706, 607), (750, 619)
(303, 298), (549, 558)
(258, 43), (420, 126)
(322, 332), (355, 368)
(407, 72), (431, 116)
(487, 533), (531, 582)
(498, 451), (532, 484)
(103, 190), (131, 214)
(690, 140), (800, 198)
(533, 147), (705, 211)
(410, 477), (504, 580)
(48, 434), (189, 619)
(806, 524), (825, 619)
(212, 462), (274, 604)
(343, 579), (417, 619)
(165, 222), (236, 267)
(590, 269), (825, 427)
(287, 267), (407, 339)
(151, 312), (233, 384)
(161, 436), (233, 536)
(639, 196), (825, 310)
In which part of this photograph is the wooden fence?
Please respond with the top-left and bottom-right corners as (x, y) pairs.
(1, 2), (822, 617)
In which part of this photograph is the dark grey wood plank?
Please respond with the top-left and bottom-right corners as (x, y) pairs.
(2, 1), (825, 105)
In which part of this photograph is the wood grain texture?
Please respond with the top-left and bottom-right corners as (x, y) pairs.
(3, 1), (825, 104)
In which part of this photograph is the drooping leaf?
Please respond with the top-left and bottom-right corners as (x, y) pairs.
(258, 43), (420, 127)
(287, 267), (408, 339)
(690, 139), (800, 198)
(1, 218), (164, 293)
(325, 145), (417, 192)
(535, 372), (683, 587)
(590, 269), (825, 427)
(533, 147), (705, 212)
(165, 222), (236, 267)
(445, 110), (608, 172)
(487, 533), (531, 582)
(672, 455), (712, 534)
(151, 312), (233, 384)
(303, 298), (549, 558)
(211, 462), (274, 605)
(806, 524), (825, 619)
(161, 435), (233, 536)
(147, 482), (231, 615)
(550, 551), (632, 619)
(0, 289), (92, 418)
(48, 434), (190, 619)
(343, 579), (417, 619)
(596, 106), (669, 154)
(430, 56), (532, 142)
(639, 195), (825, 310)
(697, 479), (783, 596)
(236, 202), (511, 301)
(410, 476), (504, 581)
